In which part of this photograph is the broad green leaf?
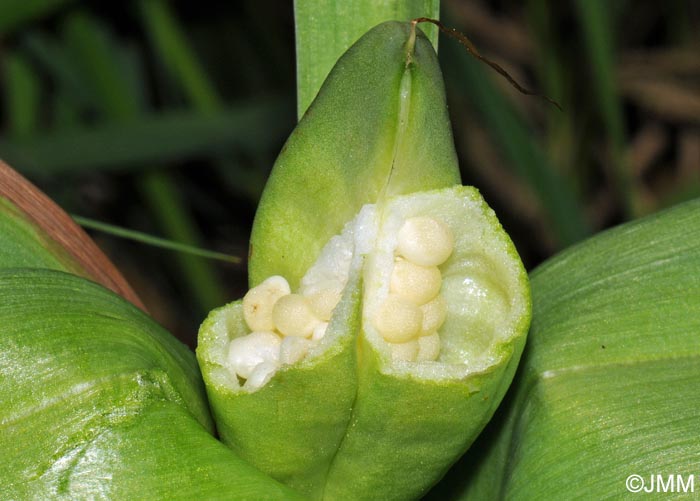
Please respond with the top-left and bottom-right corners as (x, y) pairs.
(250, 21), (460, 290)
(294, 0), (440, 117)
(0, 162), (300, 498)
(0, 196), (84, 275)
(0, 162), (144, 307)
(0, 268), (301, 500)
(430, 197), (700, 499)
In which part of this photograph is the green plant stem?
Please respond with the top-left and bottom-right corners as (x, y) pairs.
(73, 215), (241, 264)
(294, 0), (441, 119)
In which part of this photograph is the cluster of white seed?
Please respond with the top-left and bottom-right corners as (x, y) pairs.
(373, 216), (454, 362)
(227, 275), (343, 389)
(226, 214), (454, 388)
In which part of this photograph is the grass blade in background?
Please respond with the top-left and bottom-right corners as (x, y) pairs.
(0, 0), (76, 37)
(525, 0), (578, 180)
(137, 0), (278, 201)
(442, 39), (590, 248)
(0, 101), (288, 175)
(575, 0), (637, 217)
(294, 0), (440, 118)
(18, 31), (98, 114)
(139, 0), (221, 113)
(3, 52), (40, 138)
(60, 10), (227, 314)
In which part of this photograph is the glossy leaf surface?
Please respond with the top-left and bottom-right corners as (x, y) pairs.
(0, 268), (301, 499)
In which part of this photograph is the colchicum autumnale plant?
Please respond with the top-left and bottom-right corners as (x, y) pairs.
(2, 8), (699, 501)
(1, 18), (530, 500)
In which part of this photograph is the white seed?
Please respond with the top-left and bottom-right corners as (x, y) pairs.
(420, 294), (448, 336)
(416, 333), (441, 361)
(373, 293), (423, 343)
(396, 216), (454, 266)
(280, 336), (312, 365)
(311, 322), (329, 342)
(242, 275), (291, 331)
(272, 293), (320, 337)
(390, 258), (442, 305)
(390, 339), (419, 362)
(243, 362), (278, 391)
(304, 282), (343, 321)
(227, 331), (281, 380)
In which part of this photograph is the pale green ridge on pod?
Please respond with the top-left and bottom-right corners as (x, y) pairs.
(430, 198), (700, 500)
(322, 186), (530, 501)
(249, 21), (460, 290)
(0, 197), (86, 275)
(0, 269), (301, 500)
(197, 269), (362, 499)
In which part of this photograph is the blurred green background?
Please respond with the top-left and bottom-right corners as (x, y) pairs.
(1, 0), (698, 345)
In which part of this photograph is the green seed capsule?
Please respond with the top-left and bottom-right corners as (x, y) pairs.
(197, 20), (530, 501)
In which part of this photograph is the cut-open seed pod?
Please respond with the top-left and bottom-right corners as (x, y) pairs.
(197, 21), (530, 501)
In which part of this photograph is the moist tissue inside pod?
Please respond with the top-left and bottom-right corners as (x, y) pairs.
(363, 189), (527, 380)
